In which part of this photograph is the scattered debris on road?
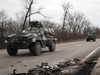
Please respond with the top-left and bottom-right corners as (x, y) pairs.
(11, 58), (84, 75)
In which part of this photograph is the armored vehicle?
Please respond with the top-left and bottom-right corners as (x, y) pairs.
(6, 21), (57, 56)
(86, 32), (96, 42)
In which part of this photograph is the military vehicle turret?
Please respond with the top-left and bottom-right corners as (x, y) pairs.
(6, 21), (57, 56)
(86, 32), (96, 42)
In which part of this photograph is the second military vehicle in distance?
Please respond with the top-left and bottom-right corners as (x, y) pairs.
(6, 21), (57, 56)
(86, 32), (96, 42)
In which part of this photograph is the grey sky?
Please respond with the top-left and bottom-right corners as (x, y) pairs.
(0, 0), (100, 27)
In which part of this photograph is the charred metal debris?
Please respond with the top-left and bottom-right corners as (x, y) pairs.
(11, 58), (85, 75)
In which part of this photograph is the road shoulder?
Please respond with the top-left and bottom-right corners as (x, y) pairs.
(91, 55), (100, 75)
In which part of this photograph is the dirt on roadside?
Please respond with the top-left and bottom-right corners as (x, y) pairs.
(72, 52), (100, 75)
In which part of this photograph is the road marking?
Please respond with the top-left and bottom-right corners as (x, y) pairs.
(82, 46), (100, 62)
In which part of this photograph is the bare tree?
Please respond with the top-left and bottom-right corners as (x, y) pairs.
(22, 0), (33, 29)
(22, 0), (48, 29)
(0, 10), (7, 37)
(72, 12), (86, 34)
(0, 10), (8, 49)
(83, 20), (91, 36)
(61, 2), (72, 42)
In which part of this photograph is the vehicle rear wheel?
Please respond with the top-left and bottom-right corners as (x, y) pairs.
(29, 49), (32, 52)
(49, 41), (56, 52)
(7, 44), (18, 56)
(32, 42), (41, 56)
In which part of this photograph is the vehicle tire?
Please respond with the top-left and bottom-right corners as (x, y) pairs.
(32, 42), (41, 56)
(49, 41), (56, 52)
(86, 39), (89, 42)
(29, 49), (32, 52)
(93, 39), (96, 41)
(7, 44), (18, 56)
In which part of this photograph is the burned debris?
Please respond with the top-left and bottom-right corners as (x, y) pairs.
(11, 58), (84, 75)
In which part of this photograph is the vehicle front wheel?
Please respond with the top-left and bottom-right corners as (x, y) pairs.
(93, 39), (96, 41)
(7, 44), (18, 56)
(29, 49), (32, 52)
(86, 39), (89, 42)
(31, 42), (41, 56)
(49, 41), (56, 52)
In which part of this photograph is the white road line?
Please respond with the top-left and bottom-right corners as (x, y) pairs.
(82, 46), (100, 62)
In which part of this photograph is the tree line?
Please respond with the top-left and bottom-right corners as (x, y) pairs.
(0, 1), (100, 49)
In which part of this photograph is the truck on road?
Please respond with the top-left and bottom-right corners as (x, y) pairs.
(86, 32), (96, 42)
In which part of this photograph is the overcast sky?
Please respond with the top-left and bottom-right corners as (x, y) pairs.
(0, 0), (100, 28)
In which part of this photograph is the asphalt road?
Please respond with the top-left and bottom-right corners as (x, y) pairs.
(0, 39), (100, 75)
